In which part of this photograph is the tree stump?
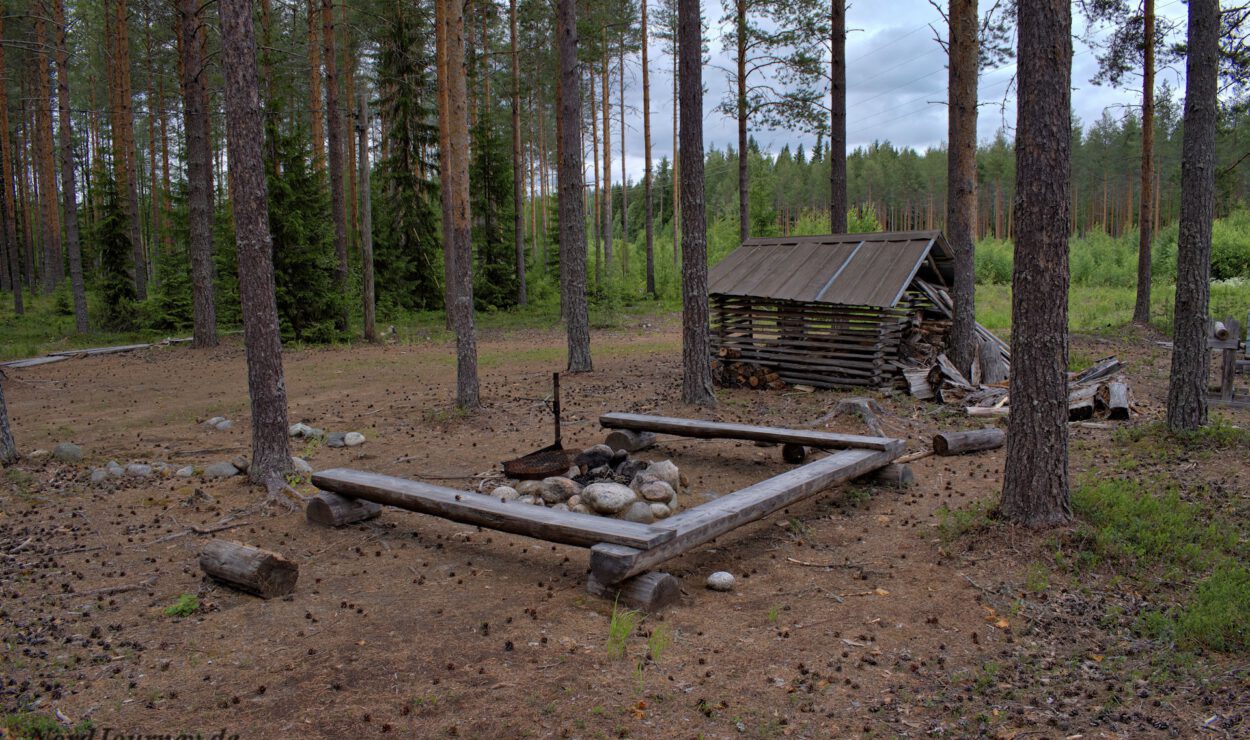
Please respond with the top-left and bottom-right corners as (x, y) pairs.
(306, 491), (382, 527)
(832, 397), (886, 437)
(199, 540), (299, 598)
(933, 428), (1005, 455)
(585, 571), (681, 612)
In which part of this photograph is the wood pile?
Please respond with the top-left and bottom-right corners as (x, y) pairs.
(958, 356), (1134, 421)
(712, 347), (787, 390)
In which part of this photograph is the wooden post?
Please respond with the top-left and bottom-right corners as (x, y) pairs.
(199, 540), (299, 598)
(1103, 382), (1130, 420)
(306, 491), (382, 527)
(932, 428), (1005, 455)
(585, 571), (681, 612)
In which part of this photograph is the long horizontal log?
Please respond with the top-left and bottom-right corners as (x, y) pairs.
(589, 446), (901, 584)
(599, 412), (902, 451)
(933, 428), (1005, 455)
(311, 468), (675, 550)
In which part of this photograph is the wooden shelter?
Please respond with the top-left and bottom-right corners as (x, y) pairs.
(708, 230), (965, 389)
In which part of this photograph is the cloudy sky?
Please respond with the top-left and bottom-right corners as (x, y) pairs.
(604, 0), (1191, 185)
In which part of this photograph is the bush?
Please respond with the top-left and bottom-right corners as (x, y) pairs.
(1210, 209), (1250, 280)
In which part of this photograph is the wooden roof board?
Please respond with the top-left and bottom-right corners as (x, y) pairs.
(708, 230), (951, 308)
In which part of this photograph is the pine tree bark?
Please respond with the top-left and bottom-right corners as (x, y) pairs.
(510, 0), (526, 305)
(641, 0), (656, 296)
(0, 375), (16, 466)
(736, 0), (749, 243)
(322, 0), (350, 332)
(307, 0), (325, 170)
(1165, 0), (1219, 432)
(679, 0), (714, 407)
(601, 44), (613, 273)
(619, 41), (628, 277)
(1000, 0), (1072, 527)
(557, 0), (592, 372)
(108, 0), (147, 299)
(441, 0), (481, 408)
(1132, 0), (1155, 325)
(178, 0), (219, 348)
(219, 0), (293, 485)
(0, 10), (21, 315)
(357, 94), (377, 343)
(435, 0), (455, 323)
(946, 0), (978, 377)
(828, 0), (847, 233)
(33, 11), (62, 293)
(53, 0), (87, 332)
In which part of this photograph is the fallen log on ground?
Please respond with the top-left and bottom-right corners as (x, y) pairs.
(306, 491), (382, 527)
(933, 428), (1005, 456)
(199, 540), (299, 598)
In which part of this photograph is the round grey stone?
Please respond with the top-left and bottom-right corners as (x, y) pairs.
(214, 420), (234, 431)
(492, 485), (519, 502)
(106, 461), (125, 477)
(551, 503), (570, 512)
(706, 572), (736, 592)
(344, 432), (366, 447)
(566, 495), (581, 508)
(515, 480), (544, 498)
(571, 504), (591, 514)
(90, 468), (110, 484)
(204, 416), (225, 427)
(639, 480), (677, 504)
(516, 495), (538, 506)
(620, 500), (656, 524)
(288, 422), (310, 437)
(645, 460), (681, 491)
(231, 455), (250, 473)
(629, 471), (660, 494)
(203, 461), (240, 479)
(125, 463), (153, 477)
(581, 482), (638, 515)
(650, 503), (673, 519)
(540, 476), (582, 504)
(52, 442), (84, 463)
(174, 466), (196, 478)
(326, 432), (347, 448)
(291, 457), (314, 475)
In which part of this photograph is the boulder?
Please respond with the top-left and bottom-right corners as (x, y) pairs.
(52, 443), (84, 463)
(649, 503), (672, 519)
(645, 460), (681, 492)
(106, 460), (125, 478)
(581, 482), (637, 515)
(204, 417), (225, 428)
(620, 500), (656, 524)
(326, 432), (347, 448)
(125, 463), (153, 477)
(566, 495), (582, 509)
(706, 572), (735, 592)
(214, 420), (234, 431)
(291, 457), (314, 475)
(618, 460), (647, 483)
(629, 471), (660, 494)
(90, 468), (110, 484)
(344, 432), (366, 447)
(203, 461), (240, 479)
(639, 480), (677, 504)
(540, 476), (582, 504)
(288, 422), (312, 437)
(231, 455), (250, 474)
(515, 480), (544, 498)
(492, 485), (519, 502)
(575, 444), (614, 471)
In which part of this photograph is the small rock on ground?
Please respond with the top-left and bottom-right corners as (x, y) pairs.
(106, 461), (125, 477)
(581, 482), (637, 515)
(203, 461), (240, 479)
(52, 442), (84, 463)
(291, 457), (314, 474)
(344, 432), (366, 447)
(90, 469), (110, 484)
(126, 463), (153, 477)
(214, 420), (234, 431)
(326, 432), (347, 448)
(706, 572), (735, 592)
(492, 486), (519, 501)
(231, 455), (250, 473)
(174, 466), (196, 478)
(620, 500), (656, 524)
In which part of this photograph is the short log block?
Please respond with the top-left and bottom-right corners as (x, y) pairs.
(586, 571), (682, 612)
(306, 491), (383, 527)
(933, 428), (1005, 456)
(781, 443), (808, 463)
(604, 429), (658, 453)
(199, 540), (299, 598)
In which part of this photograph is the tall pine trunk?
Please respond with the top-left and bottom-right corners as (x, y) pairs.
(828, 0), (847, 233)
(946, 0), (978, 377)
(0, 375), (16, 465)
(357, 94), (377, 343)
(679, 0), (713, 406)
(53, 0), (87, 332)
(0, 11), (21, 315)
(178, 0), (219, 348)
(510, 0), (526, 305)
(440, 0), (481, 407)
(1166, 0), (1219, 431)
(736, 0), (749, 243)
(557, 0), (592, 372)
(322, 0), (351, 332)
(1132, 0), (1155, 325)
(1001, 0), (1072, 527)
(307, 0), (325, 170)
(619, 41), (628, 277)
(219, 0), (293, 485)
(601, 44), (613, 273)
(641, 0), (655, 296)
(33, 13), (62, 293)
(436, 0), (455, 324)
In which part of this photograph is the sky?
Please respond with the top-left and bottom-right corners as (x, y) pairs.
(603, 0), (1191, 186)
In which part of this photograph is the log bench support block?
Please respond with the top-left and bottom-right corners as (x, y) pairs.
(586, 571), (682, 612)
(199, 539), (299, 598)
(781, 443), (808, 463)
(604, 429), (658, 453)
(306, 491), (383, 527)
(933, 428), (1005, 456)
(860, 463), (914, 487)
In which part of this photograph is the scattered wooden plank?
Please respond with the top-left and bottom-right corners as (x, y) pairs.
(199, 540), (299, 598)
(966, 406), (1010, 418)
(311, 468), (675, 550)
(305, 491), (382, 527)
(933, 428), (1005, 455)
(599, 412), (901, 451)
(585, 571), (682, 612)
(589, 446), (901, 584)
(48, 343), (152, 357)
(1, 356), (70, 368)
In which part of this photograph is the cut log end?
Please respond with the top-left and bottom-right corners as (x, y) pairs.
(586, 571), (682, 612)
(199, 540), (298, 599)
(933, 428), (1005, 456)
(862, 463), (914, 487)
(604, 429), (658, 454)
(781, 443), (808, 464)
(306, 491), (383, 527)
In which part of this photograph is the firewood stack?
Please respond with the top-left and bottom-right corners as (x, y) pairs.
(712, 347), (787, 390)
